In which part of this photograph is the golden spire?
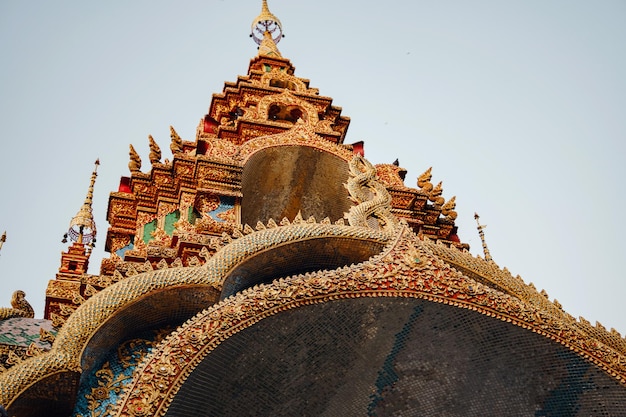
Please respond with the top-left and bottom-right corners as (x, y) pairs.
(258, 30), (282, 57)
(62, 160), (99, 248)
(250, 0), (284, 55)
(474, 213), (493, 262)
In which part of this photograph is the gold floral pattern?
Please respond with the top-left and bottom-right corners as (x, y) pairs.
(75, 330), (167, 417)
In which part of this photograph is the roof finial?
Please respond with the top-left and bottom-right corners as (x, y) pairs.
(62, 160), (99, 249)
(250, 0), (284, 54)
(474, 213), (493, 262)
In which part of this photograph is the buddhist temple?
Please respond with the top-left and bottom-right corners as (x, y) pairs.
(1, 2), (625, 416)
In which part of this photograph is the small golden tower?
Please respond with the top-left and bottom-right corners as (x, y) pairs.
(44, 160), (100, 326)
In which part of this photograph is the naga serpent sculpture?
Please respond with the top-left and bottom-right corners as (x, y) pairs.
(0, 291), (34, 321)
(344, 154), (398, 233)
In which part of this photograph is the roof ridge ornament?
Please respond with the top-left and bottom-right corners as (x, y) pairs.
(250, 0), (284, 55)
(62, 160), (99, 249)
(0, 231), (5, 255)
(474, 212), (493, 262)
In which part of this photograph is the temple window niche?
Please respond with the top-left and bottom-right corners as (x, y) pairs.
(268, 103), (304, 124)
(142, 219), (157, 244)
(188, 207), (202, 225)
(269, 78), (297, 91)
(140, 210), (181, 245)
(164, 210), (181, 235)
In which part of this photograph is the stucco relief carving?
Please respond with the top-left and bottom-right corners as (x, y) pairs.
(111, 228), (626, 416)
(258, 68), (308, 92)
(246, 91), (320, 126)
(239, 121), (354, 164)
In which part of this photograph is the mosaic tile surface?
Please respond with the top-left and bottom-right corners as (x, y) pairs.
(0, 318), (54, 348)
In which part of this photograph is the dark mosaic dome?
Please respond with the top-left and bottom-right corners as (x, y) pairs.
(165, 297), (626, 417)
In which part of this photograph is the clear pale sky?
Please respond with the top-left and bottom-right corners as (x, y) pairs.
(1, 1), (624, 333)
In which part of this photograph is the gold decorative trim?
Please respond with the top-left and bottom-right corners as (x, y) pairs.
(201, 120), (354, 165)
(113, 227), (626, 416)
(424, 238), (626, 355)
(0, 224), (390, 406)
(258, 68), (307, 92)
(239, 121), (354, 164)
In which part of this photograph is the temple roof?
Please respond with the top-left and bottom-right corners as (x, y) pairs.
(0, 2), (624, 415)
